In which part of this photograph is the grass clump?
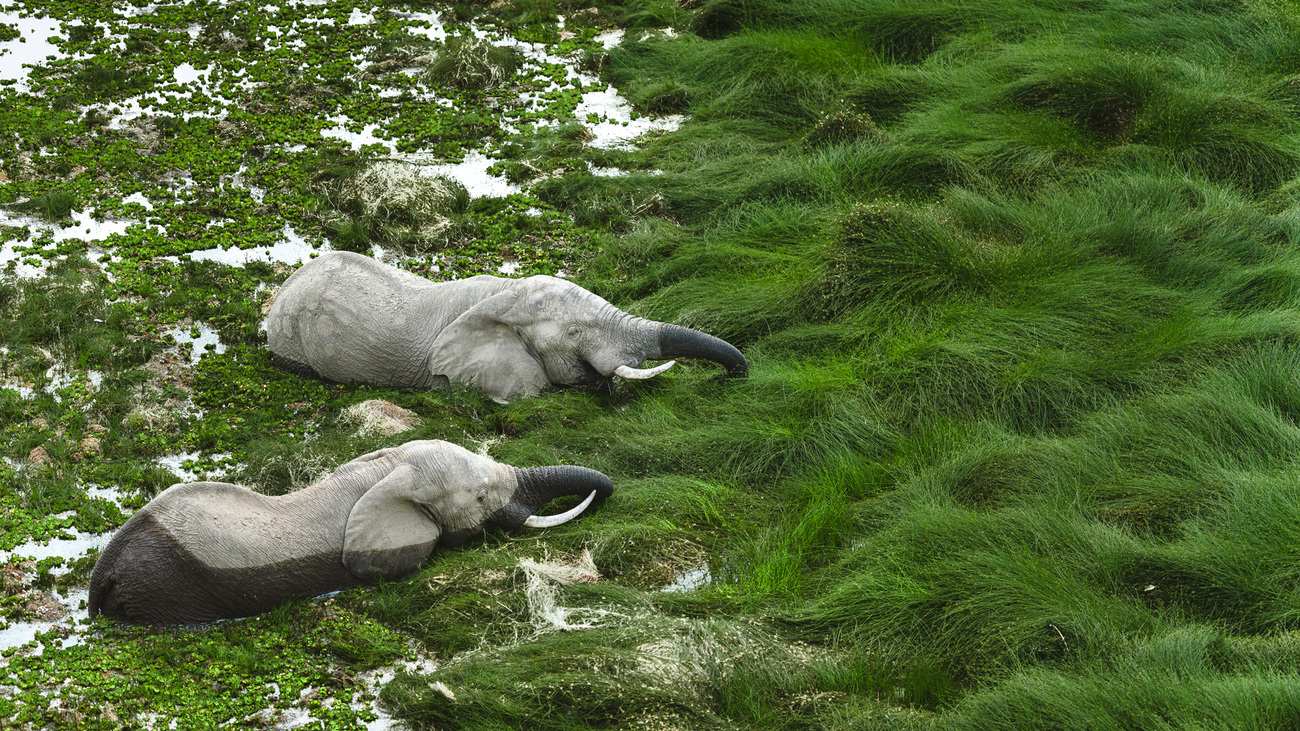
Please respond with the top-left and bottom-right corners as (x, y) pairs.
(421, 36), (521, 90)
(943, 627), (1300, 730)
(381, 614), (928, 729)
(6, 190), (78, 222)
(801, 108), (887, 150)
(819, 200), (993, 313)
(317, 159), (471, 254)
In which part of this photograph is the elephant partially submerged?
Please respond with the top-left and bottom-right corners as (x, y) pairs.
(88, 440), (613, 624)
(265, 251), (748, 402)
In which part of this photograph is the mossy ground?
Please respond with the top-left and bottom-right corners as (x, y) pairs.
(5, 0), (1300, 729)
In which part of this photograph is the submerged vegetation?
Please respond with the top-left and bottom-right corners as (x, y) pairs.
(4, 0), (1300, 727)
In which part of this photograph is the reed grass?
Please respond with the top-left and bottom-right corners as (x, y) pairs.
(372, 0), (1300, 727)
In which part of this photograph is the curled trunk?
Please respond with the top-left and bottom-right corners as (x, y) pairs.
(656, 323), (748, 377)
(492, 466), (615, 529)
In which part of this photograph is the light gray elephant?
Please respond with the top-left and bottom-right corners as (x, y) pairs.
(264, 251), (747, 402)
(88, 440), (613, 624)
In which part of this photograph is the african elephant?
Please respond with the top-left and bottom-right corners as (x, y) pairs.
(264, 251), (747, 402)
(88, 440), (613, 624)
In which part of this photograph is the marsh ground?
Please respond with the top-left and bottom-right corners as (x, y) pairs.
(5, 0), (1300, 729)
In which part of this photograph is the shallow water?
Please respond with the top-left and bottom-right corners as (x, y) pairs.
(662, 566), (712, 593)
(574, 86), (684, 150)
(353, 655), (439, 731)
(1, 7), (673, 284)
(320, 117), (390, 152)
(0, 11), (65, 93)
(161, 322), (228, 365)
(44, 364), (104, 393)
(416, 150), (524, 198)
(192, 225), (317, 267)
(0, 589), (90, 655)
(0, 527), (111, 655)
(157, 450), (230, 481)
(0, 532), (112, 569)
(0, 3), (688, 723)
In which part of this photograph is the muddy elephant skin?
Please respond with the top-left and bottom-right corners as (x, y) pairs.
(88, 440), (614, 624)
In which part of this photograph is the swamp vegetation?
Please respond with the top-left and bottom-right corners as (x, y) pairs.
(4, 0), (1300, 728)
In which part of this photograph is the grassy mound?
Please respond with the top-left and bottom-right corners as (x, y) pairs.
(372, 0), (1300, 727)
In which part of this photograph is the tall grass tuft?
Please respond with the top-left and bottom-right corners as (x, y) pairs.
(8, 190), (79, 222)
(942, 627), (1300, 730)
(381, 613), (933, 728)
(420, 36), (520, 90)
(316, 159), (470, 253)
(819, 200), (992, 314)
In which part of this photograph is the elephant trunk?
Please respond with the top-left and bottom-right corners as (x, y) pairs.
(491, 466), (615, 530)
(656, 323), (748, 377)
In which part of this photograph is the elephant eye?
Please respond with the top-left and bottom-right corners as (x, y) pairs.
(567, 325), (581, 338)
(477, 490), (487, 503)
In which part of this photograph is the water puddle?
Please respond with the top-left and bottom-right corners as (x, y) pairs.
(181, 225), (319, 267)
(353, 655), (439, 730)
(43, 364), (104, 399)
(0, 589), (90, 655)
(0, 377), (35, 398)
(0, 532), (112, 570)
(661, 566), (712, 593)
(574, 86), (684, 150)
(391, 10), (447, 43)
(123, 192), (155, 210)
(0, 206), (136, 277)
(157, 451), (231, 481)
(414, 150), (523, 198)
(0, 11), (66, 93)
(320, 116), (390, 152)
(0, 361), (104, 400)
(162, 322), (226, 365)
(0, 526), (117, 654)
(85, 485), (129, 511)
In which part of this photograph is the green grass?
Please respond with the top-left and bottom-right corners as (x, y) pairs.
(7, 0), (1300, 727)
(404, 0), (1300, 726)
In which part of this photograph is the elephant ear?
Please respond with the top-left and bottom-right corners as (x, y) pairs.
(425, 290), (548, 403)
(343, 464), (442, 583)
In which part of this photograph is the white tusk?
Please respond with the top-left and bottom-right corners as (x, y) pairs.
(613, 360), (676, 380)
(523, 490), (598, 529)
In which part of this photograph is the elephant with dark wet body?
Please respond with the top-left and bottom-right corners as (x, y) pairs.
(89, 440), (613, 624)
(265, 251), (748, 403)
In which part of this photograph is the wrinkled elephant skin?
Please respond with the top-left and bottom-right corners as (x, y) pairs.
(265, 251), (747, 402)
(88, 440), (614, 624)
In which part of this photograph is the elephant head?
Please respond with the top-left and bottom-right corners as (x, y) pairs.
(424, 275), (749, 401)
(341, 442), (616, 581)
(265, 252), (749, 402)
(88, 440), (614, 624)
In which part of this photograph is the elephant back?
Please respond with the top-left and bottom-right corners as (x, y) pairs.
(266, 252), (515, 389)
(89, 481), (362, 624)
